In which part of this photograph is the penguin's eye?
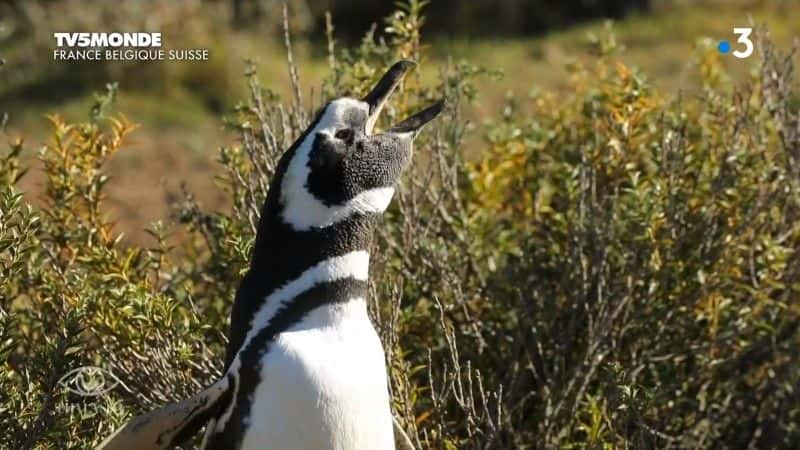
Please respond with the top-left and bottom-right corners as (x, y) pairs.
(334, 128), (354, 144)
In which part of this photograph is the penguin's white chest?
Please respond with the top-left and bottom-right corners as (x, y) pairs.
(239, 298), (395, 450)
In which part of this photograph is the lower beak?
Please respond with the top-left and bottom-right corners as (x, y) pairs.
(389, 100), (445, 135)
(363, 60), (416, 134)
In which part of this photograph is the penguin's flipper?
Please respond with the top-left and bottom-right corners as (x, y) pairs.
(96, 379), (229, 450)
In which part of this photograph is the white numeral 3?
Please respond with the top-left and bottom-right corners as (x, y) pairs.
(732, 27), (754, 59)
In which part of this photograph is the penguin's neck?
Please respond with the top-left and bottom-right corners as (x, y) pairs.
(246, 205), (378, 302)
(224, 206), (378, 368)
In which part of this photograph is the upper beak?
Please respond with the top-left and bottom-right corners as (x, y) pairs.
(363, 60), (416, 134)
(363, 60), (445, 136)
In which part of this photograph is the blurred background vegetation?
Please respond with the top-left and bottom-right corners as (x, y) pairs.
(1, 0), (798, 243)
(2, 0), (800, 449)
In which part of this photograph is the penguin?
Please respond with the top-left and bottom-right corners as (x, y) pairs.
(97, 60), (443, 450)
(202, 59), (443, 450)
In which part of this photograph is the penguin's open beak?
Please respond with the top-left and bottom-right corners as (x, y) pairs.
(363, 60), (416, 134)
(363, 60), (445, 136)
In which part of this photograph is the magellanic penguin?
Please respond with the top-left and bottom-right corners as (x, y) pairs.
(204, 59), (443, 450)
(96, 60), (443, 450)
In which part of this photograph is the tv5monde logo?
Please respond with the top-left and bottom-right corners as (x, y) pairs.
(717, 27), (755, 59)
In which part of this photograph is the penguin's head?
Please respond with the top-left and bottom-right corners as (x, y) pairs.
(277, 60), (444, 230)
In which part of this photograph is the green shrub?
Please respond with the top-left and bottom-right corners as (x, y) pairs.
(470, 31), (800, 448)
(1, 3), (799, 449)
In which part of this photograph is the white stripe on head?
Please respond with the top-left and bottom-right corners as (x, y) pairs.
(280, 98), (395, 231)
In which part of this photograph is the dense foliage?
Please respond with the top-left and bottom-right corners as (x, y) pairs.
(1, 3), (799, 449)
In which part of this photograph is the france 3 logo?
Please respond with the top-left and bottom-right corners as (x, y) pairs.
(717, 27), (754, 59)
